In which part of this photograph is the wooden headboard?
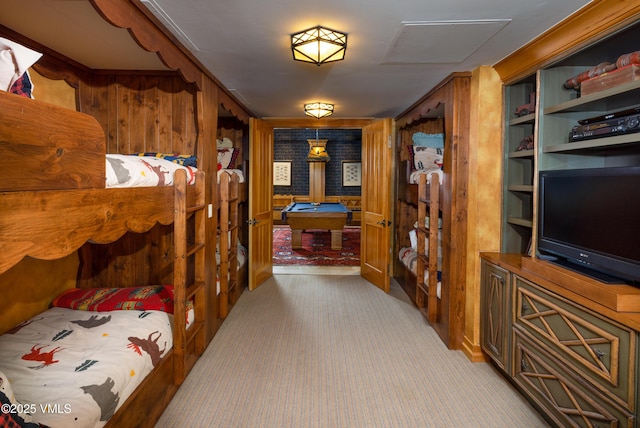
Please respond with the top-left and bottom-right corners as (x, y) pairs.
(0, 90), (105, 191)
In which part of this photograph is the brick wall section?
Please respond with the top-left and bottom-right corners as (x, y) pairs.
(273, 129), (362, 197)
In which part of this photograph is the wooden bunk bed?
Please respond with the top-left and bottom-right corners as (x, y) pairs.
(0, 90), (206, 427)
(216, 128), (249, 319)
(394, 72), (470, 350)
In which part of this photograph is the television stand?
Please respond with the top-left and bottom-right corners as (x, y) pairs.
(549, 257), (627, 284)
(481, 252), (640, 428)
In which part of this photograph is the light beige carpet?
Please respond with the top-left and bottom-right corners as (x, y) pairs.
(156, 275), (549, 427)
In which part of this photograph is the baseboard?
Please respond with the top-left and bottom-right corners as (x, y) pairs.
(461, 335), (486, 362)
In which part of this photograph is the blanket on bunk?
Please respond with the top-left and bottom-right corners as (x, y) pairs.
(106, 154), (197, 188)
(398, 247), (442, 299)
(0, 286), (193, 428)
(52, 285), (175, 313)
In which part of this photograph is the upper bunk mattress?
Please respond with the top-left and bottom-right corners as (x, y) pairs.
(106, 154), (197, 188)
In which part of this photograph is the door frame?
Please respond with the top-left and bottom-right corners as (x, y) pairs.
(260, 118), (395, 286)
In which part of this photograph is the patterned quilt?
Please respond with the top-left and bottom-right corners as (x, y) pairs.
(0, 307), (180, 427)
(106, 155), (197, 188)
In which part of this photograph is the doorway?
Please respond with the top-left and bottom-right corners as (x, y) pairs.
(271, 128), (362, 274)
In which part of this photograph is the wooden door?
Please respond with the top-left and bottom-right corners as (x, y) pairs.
(361, 118), (394, 292)
(248, 118), (274, 290)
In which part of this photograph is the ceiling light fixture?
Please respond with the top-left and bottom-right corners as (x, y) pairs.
(304, 102), (334, 119)
(291, 26), (347, 66)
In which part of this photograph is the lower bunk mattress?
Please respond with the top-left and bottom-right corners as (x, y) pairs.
(0, 286), (192, 428)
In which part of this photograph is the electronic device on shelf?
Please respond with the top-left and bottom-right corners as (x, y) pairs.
(570, 109), (640, 141)
(538, 166), (640, 284)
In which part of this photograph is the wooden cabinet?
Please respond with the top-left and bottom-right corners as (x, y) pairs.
(486, 5), (640, 425)
(480, 259), (511, 374)
(514, 276), (636, 412)
(480, 253), (640, 428)
(513, 330), (634, 428)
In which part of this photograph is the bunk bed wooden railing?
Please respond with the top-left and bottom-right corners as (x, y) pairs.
(415, 173), (441, 325)
(218, 170), (241, 319)
(0, 90), (206, 427)
(173, 168), (207, 385)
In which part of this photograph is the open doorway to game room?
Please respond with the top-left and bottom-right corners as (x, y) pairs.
(272, 128), (361, 275)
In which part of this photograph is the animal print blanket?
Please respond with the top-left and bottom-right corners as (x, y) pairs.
(106, 154), (197, 188)
(0, 307), (177, 427)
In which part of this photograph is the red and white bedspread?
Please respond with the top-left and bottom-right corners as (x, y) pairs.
(0, 296), (188, 427)
(106, 154), (197, 188)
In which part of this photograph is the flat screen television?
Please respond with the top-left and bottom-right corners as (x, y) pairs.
(537, 166), (640, 285)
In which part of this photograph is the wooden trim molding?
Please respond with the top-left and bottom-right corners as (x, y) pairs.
(0, 24), (86, 90)
(263, 118), (375, 129)
(395, 72), (471, 128)
(219, 89), (251, 125)
(90, 0), (204, 89)
(494, 0), (640, 84)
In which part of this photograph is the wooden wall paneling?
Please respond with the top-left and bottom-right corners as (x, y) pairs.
(81, 74), (199, 155)
(171, 80), (188, 153)
(149, 224), (174, 285)
(130, 76), (147, 153)
(116, 76), (132, 153)
(78, 243), (109, 289)
(105, 76), (120, 153)
(142, 76), (159, 150)
(447, 77), (470, 349)
(309, 162), (326, 202)
(157, 78), (174, 153)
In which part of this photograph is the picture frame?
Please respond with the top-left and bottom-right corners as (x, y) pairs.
(273, 161), (292, 186)
(342, 161), (361, 186)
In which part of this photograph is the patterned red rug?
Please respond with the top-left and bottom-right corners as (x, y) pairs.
(273, 225), (360, 266)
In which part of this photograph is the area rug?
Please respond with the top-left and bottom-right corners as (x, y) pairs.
(273, 225), (360, 266)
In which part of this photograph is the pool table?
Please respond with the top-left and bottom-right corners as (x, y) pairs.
(281, 202), (352, 250)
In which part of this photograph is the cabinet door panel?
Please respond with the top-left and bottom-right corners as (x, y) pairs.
(480, 260), (511, 373)
(514, 276), (636, 410)
(514, 329), (634, 428)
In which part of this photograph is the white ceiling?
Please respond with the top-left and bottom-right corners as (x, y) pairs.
(2, 0), (593, 118)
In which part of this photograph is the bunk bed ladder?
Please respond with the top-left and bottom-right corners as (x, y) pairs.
(416, 173), (440, 325)
(173, 169), (207, 385)
(219, 172), (240, 319)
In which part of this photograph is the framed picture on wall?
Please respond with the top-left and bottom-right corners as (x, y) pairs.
(274, 161), (292, 186)
(342, 161), (361, 186)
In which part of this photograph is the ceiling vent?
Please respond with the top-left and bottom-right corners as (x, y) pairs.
(383, 19), (510, 64)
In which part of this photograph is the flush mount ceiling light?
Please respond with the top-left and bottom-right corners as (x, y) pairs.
(304, 102), (334, 119)
(291, 26), (347, 65)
